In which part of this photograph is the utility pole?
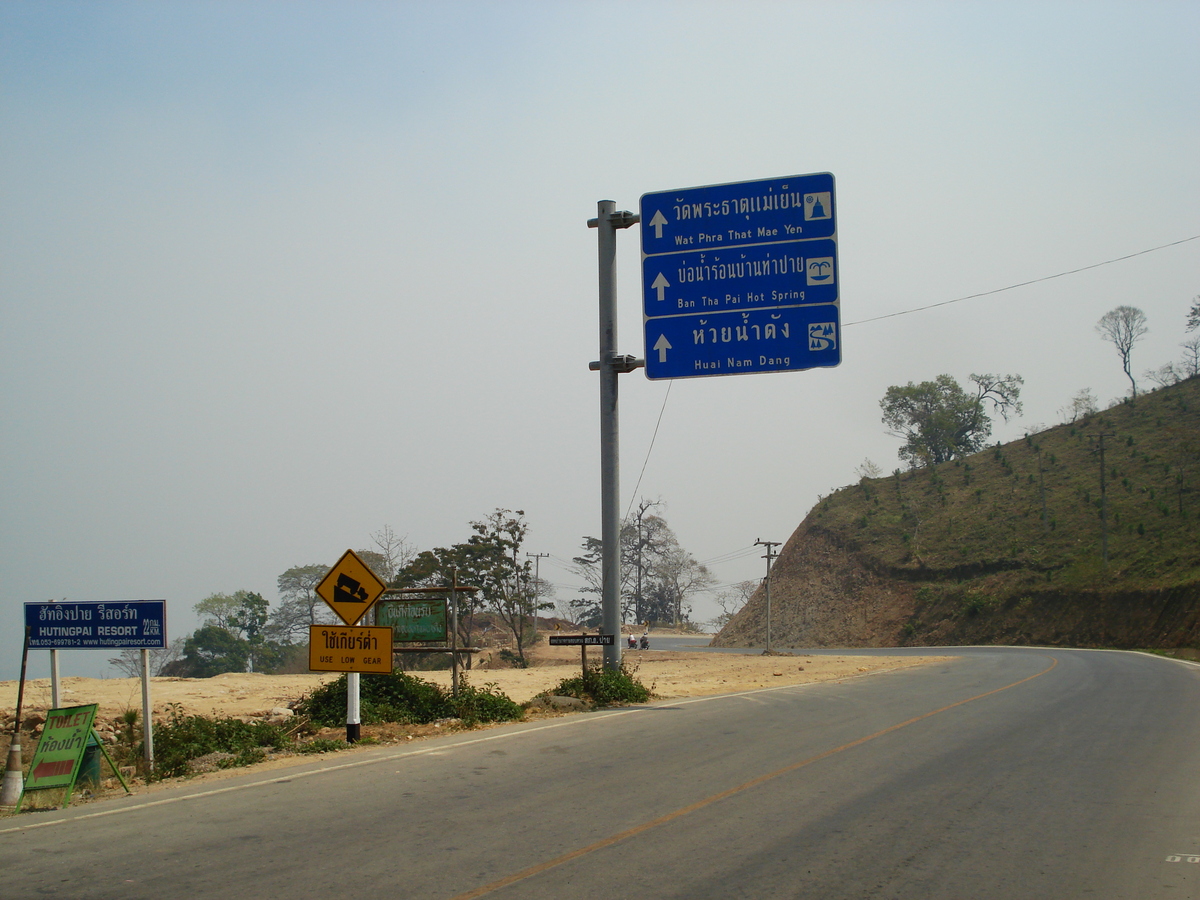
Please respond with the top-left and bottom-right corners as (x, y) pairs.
(1090, 432), (1115, 564)
(526, 552), (548, 638)
(755, 539), (780, 652)
(588, 200), (641, 669)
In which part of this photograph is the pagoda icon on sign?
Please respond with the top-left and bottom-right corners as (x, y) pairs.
(334, 573), (369, 604)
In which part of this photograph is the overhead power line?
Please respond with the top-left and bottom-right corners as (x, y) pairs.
(611, 234), (1198, 581)
(844, 234), (1200, 327)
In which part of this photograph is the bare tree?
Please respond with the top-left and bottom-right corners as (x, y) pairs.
(711, 580), (758, 631)
(1144, 363), (1183, 389)
(1096, 306), (1148, 398)
(655, 541), (716, 627)
(368, 525), (416, 584)
(1180, 336), (1200, 379)
(108, 637), (185, 677)
(855, 458), (883, 481)
(1059, 387), (1099, 424)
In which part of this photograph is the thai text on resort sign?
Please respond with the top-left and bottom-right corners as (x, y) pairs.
(374, 598), (448, 643)
(24, 601), (167, 649)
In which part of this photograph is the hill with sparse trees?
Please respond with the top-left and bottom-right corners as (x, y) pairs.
(716, 376), (1200, 650)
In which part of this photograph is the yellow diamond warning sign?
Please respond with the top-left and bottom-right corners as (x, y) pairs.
(315, 549), (388, 626)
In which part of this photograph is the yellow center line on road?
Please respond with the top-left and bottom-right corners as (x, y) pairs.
(448, 655), (1060, 900)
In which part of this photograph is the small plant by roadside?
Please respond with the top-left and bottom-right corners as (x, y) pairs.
(295, 737), (348, 754)
(294, 672), (522, 728)
(112, 708), (144, 774)
(548, 661), (652, 706)
(151, 702), (289, 779)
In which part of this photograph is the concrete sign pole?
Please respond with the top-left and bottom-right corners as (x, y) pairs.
(589, 201), (640, 669)
(140, 648), (154, 767)
(0, 628), (31, 807)
(50, 649), (61, 708)
(346, 672), (361, 743)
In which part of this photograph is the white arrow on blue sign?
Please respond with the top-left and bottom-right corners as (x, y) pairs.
(640, 173), (839, 380)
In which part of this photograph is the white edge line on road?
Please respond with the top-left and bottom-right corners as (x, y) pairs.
(0, 659), (941, 836)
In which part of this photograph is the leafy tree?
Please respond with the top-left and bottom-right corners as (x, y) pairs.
(172, 590), (284, 676)
(1096, 305), (1148, 398)
(172, 624), (250, 678)
(193, 593), (242, 631)
(466, 508), (542, 665)
(394, 510), (545, 664)
(396, 543), (488, 656)
(1187, 295), (1200, 333)
(355, 550), (393, 585)
(269, 564), (332, 642)
(880, 373), (1023, 467)
(229, 591), (272, 672)
(571, 505), (711, 627)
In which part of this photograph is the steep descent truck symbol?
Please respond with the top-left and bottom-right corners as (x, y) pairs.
(334, 573), (369, 604)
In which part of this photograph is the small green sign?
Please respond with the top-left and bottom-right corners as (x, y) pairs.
(18, 703), (130, 811)
(26, 704), (96, 791)
(375, 598), (448, 642)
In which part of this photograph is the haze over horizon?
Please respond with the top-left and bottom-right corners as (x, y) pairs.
(2, 1), (1197, 679)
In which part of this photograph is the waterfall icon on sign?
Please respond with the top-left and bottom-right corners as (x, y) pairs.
(806, 257), (834, 285)
(804, 192), (831, 221)
(809, 323), (837, 351)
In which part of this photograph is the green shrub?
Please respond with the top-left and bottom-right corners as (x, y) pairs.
(295, 672), (522, 728)
(548, 662), (651, 706)
(454, 680), (524, 725)
(296, 737), (349, 754)
(152, 703), (289, 779)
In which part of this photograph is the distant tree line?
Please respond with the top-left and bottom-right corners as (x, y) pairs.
(138, 503), (722, 679)
(881, 299), (1200, 469)
(568, 499), (715, 629)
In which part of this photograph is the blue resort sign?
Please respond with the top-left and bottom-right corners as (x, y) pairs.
(24, 601), (168, 649)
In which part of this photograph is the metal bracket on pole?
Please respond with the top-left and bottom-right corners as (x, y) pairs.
(587, 210), (639, 230)
(588, 355), (645, 373)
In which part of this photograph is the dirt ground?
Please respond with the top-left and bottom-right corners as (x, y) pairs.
(1, 642), (943, 722)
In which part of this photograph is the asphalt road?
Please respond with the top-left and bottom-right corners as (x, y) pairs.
(3, 646), (1200, 899)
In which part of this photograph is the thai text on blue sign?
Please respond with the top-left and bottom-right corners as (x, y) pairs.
(640, 172), (839, 379)
(24, 601), (168, 649)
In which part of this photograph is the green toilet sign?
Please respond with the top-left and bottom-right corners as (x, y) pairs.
(375, 598), (448, 643)
(19, 703), (128, 810)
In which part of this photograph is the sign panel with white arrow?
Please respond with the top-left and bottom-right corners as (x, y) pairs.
(640, 173), (839, 380)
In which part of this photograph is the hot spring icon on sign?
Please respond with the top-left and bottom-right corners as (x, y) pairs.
(806, 257), (834, 285)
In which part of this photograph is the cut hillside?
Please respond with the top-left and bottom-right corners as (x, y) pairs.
(715, 377), (1200, 649)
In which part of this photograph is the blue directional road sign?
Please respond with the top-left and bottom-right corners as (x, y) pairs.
(641, 173), (839, 380)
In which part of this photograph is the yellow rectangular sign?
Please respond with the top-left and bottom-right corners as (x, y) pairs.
(308, 625), (393, 674)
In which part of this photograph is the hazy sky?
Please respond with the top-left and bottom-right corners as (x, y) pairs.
(2, 1), (1197, 679)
